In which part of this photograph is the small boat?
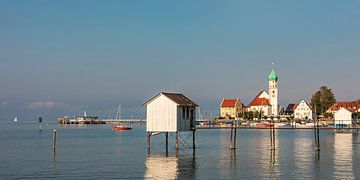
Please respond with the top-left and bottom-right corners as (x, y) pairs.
(14, 117), (18, 122)
(151, 132), (161, 136)
(112, 124), (132, 130)
(275, 123), (289, 128)
(256, 122), (274, 128)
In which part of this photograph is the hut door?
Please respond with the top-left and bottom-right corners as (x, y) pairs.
(190, 109), (194, 129)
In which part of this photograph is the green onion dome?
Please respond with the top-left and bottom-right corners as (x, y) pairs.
(268, 69), (278, 81)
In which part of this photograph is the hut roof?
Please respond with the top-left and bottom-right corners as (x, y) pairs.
(144, 92), (198, 107)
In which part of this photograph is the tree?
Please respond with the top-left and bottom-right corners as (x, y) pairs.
(311, 86), (336, 116)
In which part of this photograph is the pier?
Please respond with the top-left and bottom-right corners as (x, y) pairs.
(58, 117), (145, 124)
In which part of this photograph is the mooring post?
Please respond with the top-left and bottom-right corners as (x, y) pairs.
(316, 121), (320, 151)
(176, 132), (179, 150)
(233, 120), (237, 149)
(272, 126), (276, 150)
(229, 123), (234, 149)
(147, 132), (151, 156)
(52, 129), (57, 151)
(270, 125), (273, 148)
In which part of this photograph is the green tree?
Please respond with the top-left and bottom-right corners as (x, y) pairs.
(311, 86), (336, 116)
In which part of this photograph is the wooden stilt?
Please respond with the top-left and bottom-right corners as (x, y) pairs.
(176, 132), (179, 150)
(192, 130), (196, 150)
(165, 132), (169, 155)
(147, 132), (151, 156)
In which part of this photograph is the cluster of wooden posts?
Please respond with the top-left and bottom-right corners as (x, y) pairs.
(147, 129), (196, 157)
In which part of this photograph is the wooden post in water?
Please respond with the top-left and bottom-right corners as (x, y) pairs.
(147, 132), (151, 156)
(269, 124), (273, 149)
(52, 129), (57, 151)
(165, 132), (169, 155)
(233, 120), (237, 149)
(272, 125), (276, 150)
(229, 122), (234, 150)
(272, 126), (275, 150)
(176, 132), (179, 150)
(316, 120), (320, 151)
(192, 129), (196, 150)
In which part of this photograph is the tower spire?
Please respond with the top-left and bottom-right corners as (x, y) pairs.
(269, 66), (279, 117)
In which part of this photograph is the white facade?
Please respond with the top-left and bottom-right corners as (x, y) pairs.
(294, 100), (313, 120)
(247, 91), (272, 117)
(258, 91), (269, 99)
(145, 93), (196, 132)
(249, 105), (272, 117)
(334, 108), (354, 125)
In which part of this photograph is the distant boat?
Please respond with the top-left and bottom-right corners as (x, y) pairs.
(256, 122), (274, 128)
(14, 117), (18, 122)
(151, 132), (161, 136)
(275, 123), (289, 128)
(112, 124), (132, 131)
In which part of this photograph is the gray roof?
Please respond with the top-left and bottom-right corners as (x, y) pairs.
(144, 92), (198, 107)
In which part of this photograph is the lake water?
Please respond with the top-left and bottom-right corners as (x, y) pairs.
(1, 123), (360, 179)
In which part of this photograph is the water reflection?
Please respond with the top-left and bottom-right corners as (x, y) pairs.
(294, 132), (313, 178)
(333, 133), (354, 179)
(145, 153), (196, 179)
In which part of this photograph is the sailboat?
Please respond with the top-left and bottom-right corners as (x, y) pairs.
(14, 117), (18, 122)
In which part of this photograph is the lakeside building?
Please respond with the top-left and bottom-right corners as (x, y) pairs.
(245, 69), (279, 117)
(220, 99), (243, 119)
(294, 100), (313, 120)
(246, 91), (272, 117)
(285, 104), (298, 116)
(333, 107), (357, 126)
(144, 92), (198, 132)
(326, 101), (360, 114)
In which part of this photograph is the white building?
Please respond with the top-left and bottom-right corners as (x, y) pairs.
(294, 100), (313, 120)
(334, 107), (355, 126)
(144, 92), (198, 132)
(247, 91), (272, 117)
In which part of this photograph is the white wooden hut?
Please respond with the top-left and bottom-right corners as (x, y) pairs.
(144, 92), (198, 132)
(144, 92), (198, 152)
(334, 107), (355, 126)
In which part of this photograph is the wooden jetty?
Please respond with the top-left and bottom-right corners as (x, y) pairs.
(58, 116), (145, 124)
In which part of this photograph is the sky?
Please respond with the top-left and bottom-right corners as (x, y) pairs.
(1, 0), (360, 122)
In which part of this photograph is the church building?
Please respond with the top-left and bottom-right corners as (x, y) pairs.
(246, 69), (279, 117)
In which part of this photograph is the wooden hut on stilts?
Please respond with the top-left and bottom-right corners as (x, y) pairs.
(144, 92), (198, 156)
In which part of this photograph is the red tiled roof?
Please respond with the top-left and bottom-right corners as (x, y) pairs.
(221, 99), (238, 107)
(248, 91), (271, 107)
(328, 101), (360, 112)
(248, 98), (271, 106)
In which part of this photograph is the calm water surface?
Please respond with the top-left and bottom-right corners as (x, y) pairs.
(0, 123), (359, 179)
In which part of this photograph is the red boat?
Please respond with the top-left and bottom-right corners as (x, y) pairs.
(256, 123), (274, 128)
(112, 125), (132, 130)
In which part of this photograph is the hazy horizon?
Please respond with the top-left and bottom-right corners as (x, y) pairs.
(1, 1), (360, 122)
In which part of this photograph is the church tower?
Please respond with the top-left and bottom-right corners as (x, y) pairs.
(268, 69), (279, 116)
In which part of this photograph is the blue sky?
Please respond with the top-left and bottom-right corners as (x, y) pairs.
(1, 0), (360, 122)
